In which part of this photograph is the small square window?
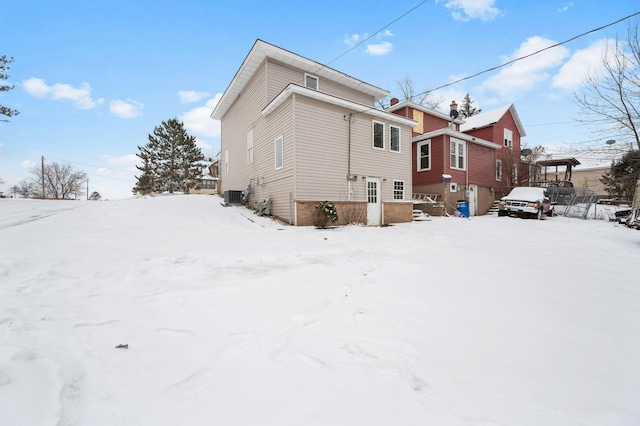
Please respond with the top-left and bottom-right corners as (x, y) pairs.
(304, 74), (318, 91)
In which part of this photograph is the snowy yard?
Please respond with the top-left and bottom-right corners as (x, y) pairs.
(1, 195), (639, 425)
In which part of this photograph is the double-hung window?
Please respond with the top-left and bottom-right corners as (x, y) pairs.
(417, 140), (431, 171)
(372, 121), (384, 150)
(247, 130), (254, 164)
(496, 159), (503, 181)
(504, 129), (513, 148)
(393, 180), (405, 200)
(274, 135), (283, 170)
(450, 139), (465, 170)
(390, 125), (400, 152)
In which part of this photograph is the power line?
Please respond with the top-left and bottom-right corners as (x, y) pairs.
(326, 0), (430, 67)
(420, 11), (640, 96)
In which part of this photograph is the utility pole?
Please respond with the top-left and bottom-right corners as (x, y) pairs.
(41, 155), (45, 199)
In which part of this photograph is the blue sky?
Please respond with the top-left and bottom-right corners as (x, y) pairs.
(1, 0), (638, 199)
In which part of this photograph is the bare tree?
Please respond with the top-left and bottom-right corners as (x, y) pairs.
(574, 20), (640, 150)
(30, 161), (87, 199)
(395, 76), (444, 109)
(15, 179), (35, 198)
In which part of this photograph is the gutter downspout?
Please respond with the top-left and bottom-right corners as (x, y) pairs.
(346, 113), (353, 201)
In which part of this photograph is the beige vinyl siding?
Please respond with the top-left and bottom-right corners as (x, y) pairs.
(266, 59), (375, 107)
(294, 96), (412, 203)
(250, 97), (295, 220)
(220, 61), (268, 192)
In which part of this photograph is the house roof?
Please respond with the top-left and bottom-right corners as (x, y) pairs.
(262, 84), (417, 127)
(414, 128), (502, 150)
(211, 40), (390, 121)
(386, 100), (465, 124)
(459, 104), (526, 137)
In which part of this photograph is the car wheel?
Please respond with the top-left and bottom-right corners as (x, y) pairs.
(498, 210), (507, 217)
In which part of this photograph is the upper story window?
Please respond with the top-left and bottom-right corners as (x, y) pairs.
(450, 139), (466, 170)
(417, 140), (431, 171)
(372, 121), (384, 150)
(274, 135), (284, 170)
(390, 125), (400, 152)
(304, 73), (318, 91)
(504, 128), (513, 148)
(247, 130), (254, 164)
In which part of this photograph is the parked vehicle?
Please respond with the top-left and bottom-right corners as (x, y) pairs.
(498, 187), (553, 220)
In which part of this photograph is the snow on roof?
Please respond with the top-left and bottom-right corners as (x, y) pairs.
(460, 104), (526, 137)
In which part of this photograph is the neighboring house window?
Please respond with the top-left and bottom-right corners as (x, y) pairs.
(390, 125), (400, 152)
(224, 150), (229, 175)
(450, 139), (466, 170)
(417, 140), (431, 171)
(393, 180), (405, 200)
(200, 179), (216, 189)
(372, 121), (384, 150)
(304, 73), (318, 91)
(496, 159), (503, 181)
(247, 130), (254, 164)
(512, 165), (518, 184)
(504, 128), (513, 148)
(274, 135), (283, 170)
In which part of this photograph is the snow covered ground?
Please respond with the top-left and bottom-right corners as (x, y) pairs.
(1, 195), (639, 425)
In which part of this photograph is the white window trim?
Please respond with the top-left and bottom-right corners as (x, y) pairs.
(504, 128), (513, 149)
(450, 139), (466, 171)
(496, 159), (503, 181)
(304, 73), (319, 91)
(389, 125), (401, 153)
(372, 121), (385, 150)
(417, 140), (431, 171)
(224, 150), (229, 176)
(393, 180), (405, 200)
(247, 130), (254, 164)
(274, 135), (284, 170)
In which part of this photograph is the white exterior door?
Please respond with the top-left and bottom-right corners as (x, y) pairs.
(468, 185), (477, 216)
(367, 177), (382, 226)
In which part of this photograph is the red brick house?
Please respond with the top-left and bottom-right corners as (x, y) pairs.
(388, 99), (503, 216)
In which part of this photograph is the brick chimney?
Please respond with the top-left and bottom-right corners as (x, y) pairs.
(390, 97), (399, 106)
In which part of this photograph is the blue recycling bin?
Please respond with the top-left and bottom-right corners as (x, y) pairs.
(456, 200), (469, 218)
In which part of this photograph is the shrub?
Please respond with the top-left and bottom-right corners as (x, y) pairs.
(314, 201), (338, 228)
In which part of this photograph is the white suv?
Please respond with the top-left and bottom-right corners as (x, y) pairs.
(498, 187), (553, 220)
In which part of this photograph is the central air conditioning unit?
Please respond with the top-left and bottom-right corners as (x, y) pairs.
(224, 190), (244, 204)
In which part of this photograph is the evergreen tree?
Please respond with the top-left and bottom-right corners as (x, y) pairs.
(458, 93), (481, 119)
(600, 150), (640, 200)
(1, 55), (20, 121)
(133, 118), (205, 194)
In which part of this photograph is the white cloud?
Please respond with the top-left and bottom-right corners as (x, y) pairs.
(481, 36), (570, 97)
(180, 94), (223, 138)
(438, 0), (502, 22)
(109, 99), (144, 119)
(557, 2), (574, 13)
(21, 160), (35, 168)
(365, 41), (393, 56)
(343, 34), (365, 47)
(178, 90), (211, 104)
(195, 137), (213, 155)
(552, 39), (615, 91)
(22, 78), (104, 109)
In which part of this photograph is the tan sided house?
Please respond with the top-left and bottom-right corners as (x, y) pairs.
(210, 40), (416, 226)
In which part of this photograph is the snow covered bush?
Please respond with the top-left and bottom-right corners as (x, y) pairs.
(314, 201), (338, 228)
